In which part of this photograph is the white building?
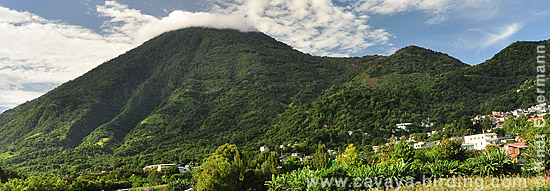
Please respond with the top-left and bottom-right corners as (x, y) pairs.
(463, 133), (499, 150)
(260, 146), (270, 152)
(143, 164), (178, 172)
(395, 123), (413, 132)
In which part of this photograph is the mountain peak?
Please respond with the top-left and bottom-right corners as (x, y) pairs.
(362, 45), (468, 77)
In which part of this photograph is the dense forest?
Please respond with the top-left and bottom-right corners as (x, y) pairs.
(0, 27), (548, 188)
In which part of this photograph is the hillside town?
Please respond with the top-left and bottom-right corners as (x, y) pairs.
(389, 103), (548, 163)
(143, 103), (548, 179)
(246, 103), (549, 166)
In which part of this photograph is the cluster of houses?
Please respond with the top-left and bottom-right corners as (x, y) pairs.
(255, 105), (547, 166)
(404, 133), (527, 163)
(473, 103), (548, 129)
(260, 145), (311, 162)
(399, 104), (547, 163)
(394, 119), (435, 133)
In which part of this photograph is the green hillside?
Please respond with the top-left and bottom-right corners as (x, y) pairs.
(0, 27), (547, 175)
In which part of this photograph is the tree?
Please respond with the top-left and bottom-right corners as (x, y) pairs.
(194, 143), (248, 191)
(458, 116), (472, 130)
(168, 178), (192, 191)
(433, 139), (465, 161)
(338, 144), (359, 167)
(517, 115), (528, 127)
(260, 151), (280, 175)
(481, 117), (493, 132)
(147, 169), (163, 185)
(313, 143), (330, 170)
(0, 167), (18, 183)
(502, 116), (516, 130)
(163, 166), (180, 178)
(390, 142), (414, 162)
(283, 157), (302, 173)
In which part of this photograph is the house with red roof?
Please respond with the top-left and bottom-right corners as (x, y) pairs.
(503, 143), (527, 163)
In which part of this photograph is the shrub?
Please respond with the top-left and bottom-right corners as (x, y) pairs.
(422, 160), (461, 178)
(463, 149), (519, 176)
(168, 178), (192, 191)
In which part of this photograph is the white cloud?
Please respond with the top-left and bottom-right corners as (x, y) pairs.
(0, 1), (262, 112)
(454, 23), (521, 52)
(353, 0), (450, 14)
(483, 23), (521, 48)
(208, 0), (393, 56)
(0, 6), (136, 111)
(350, 0), (500, 25)
(96, 1), (257, 44)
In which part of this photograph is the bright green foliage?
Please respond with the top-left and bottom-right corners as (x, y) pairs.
(523, 136), (550, 175)
(195, 144), (247, 191)
(147, 169), (163, 186)
(463, 149), (518, 176)
(422, 160), (461, 178)
(390, 142), (414, 162)
(502, 115), (516, 135)
(312, 143), (330, 170)
(0, 176), (69, 191)
(481, 117), (493, 132)
(168, 178), (192, 191)
(337, 144), (359, 167)
(265, 166), (316, 191)
(128, 174), (152, 188)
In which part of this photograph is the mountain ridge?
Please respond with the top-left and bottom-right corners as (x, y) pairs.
(0, 27), (548, 174)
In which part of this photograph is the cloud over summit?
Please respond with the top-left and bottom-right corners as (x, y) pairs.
(0, 1), (261, 112)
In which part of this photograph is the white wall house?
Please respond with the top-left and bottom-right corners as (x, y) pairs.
(463, 133), (499, 150)
(143, 164), (178, 172)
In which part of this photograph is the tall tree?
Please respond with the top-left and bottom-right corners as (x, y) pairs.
(312, 143), (330, 170)
(481, 117), (493, 132)
(195, 144), (248, 191)
(338, 144), (359, 167)
(390, 142), (414, 162)
(261, 151), (280, 175)
(433, 139), (465, 161)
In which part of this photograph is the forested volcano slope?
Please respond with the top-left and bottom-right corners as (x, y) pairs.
(0, 27), (547, 174)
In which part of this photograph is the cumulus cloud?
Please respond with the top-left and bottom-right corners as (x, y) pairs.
(0, 6), (135, 111)
(0, 1), (262, 112)
(96, 1), (257, 43)
(208, 0), (392, 56)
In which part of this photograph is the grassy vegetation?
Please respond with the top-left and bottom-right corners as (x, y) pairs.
(396, 176), (550, 191)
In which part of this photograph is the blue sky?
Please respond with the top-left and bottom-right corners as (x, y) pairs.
(0, 0), (549, 112)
